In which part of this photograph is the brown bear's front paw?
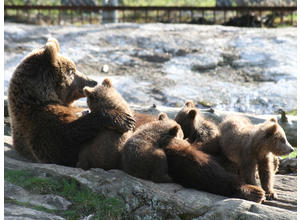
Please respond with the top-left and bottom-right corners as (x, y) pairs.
(239, 184), (265, 203)
(110, 110), (136, 133)
(265, 191), (278, 200)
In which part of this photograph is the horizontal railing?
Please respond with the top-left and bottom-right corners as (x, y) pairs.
(4, 5), (297, 26)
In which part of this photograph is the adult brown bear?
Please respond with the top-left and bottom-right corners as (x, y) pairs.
(8, 38), (135, 166)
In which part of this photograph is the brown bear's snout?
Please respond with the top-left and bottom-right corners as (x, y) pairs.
(280, 142), (294, 155)
(87, 78), (97, 87)
(286, 144), (294, 153)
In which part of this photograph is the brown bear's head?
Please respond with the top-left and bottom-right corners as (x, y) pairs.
(11, 38), (98, 106)
(258, 118), (294, 156)
(42, 38), (97, 105)
(83, 78), (133, 116)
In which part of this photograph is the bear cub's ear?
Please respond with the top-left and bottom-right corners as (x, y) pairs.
(158, 112), (168, 121)
(185, 100), (195, 108)
(102, 78), (113, 88)
(269, 117), (278, 123)
(168, 125), (181, 136)
(83, 86), (95, 97)
(44, 38), (60, 65)
(188, 109), (197, 119)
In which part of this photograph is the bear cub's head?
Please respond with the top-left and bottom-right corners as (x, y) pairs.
(259, 118), (294, 156)
(83, 78), (133, 117)
(156, 112), (184, 145)
(175, 101), (197, 138)
(175, 100), (219, 143)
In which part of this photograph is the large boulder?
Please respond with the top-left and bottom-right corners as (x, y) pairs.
(4, 135), (296, 219)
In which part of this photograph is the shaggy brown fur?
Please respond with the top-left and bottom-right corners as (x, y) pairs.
(134, 112), (157, 129)
(219, 115), (294, 200)
(175, 101), (221, 155)
(8, 38), (135, 166)
(163, 138), (265, 203)
(77, 79), (134, 170)
(121, 113), (183, 183)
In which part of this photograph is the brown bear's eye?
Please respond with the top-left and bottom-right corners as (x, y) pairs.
(280, 138), (286, 144)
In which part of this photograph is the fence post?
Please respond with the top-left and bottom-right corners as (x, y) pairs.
(179, 10), (182, 23)
(145, 9), (148, 22)
(58, 9), (61, 25)
(213, 10), (216, 23)
(102, 0), (118, 24)
(71, 9), (73, 24)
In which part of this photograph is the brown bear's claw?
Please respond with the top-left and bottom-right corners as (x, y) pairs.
(265, 191), (278, 200)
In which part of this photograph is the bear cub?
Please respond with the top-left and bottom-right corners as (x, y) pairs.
(162, 137), (265, 203)
(122, 113), (264, 203)
(77, 78), (134, 170)
(121, 112), (183, 183)
(219, 115), (294, 200)
(175, 101), (220, 155)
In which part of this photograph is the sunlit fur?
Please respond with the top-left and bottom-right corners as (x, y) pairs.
(219, 115), (294, 200)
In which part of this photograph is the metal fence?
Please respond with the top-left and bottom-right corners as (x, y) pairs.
(4, 5), (297, 27)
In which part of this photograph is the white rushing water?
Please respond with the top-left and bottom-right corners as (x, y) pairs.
(4, 23), (297, 114)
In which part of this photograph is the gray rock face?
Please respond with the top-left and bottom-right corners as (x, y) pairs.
(5, 204), (65, 220)
(4, 23), (296, 114)
(278, 158), (297, 174)
(4, 135), (297, 219)
(5, 181), (72, 211)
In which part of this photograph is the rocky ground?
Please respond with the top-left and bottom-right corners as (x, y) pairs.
(4, 133), (297, 220)
(4, 102), (297, 220)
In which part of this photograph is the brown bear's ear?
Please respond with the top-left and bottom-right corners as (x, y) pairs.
(185, 100), (195, 108)
(83, 86), (94, 97)
(269, 117), (278, 123)
(102, 78), (113, 88)
(188, 109), (197, 119)
(158, 112), (168, 121)
(265, 123), (277, 136)
(47, 38), (60, 53)
(168, 125), (180, 136)
(44, 40), (59, 65)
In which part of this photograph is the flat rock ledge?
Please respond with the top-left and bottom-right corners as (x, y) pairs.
(4, 136), (296, 220)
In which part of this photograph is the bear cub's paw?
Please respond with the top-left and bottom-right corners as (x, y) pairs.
(265, 191), (278, 200)
(238, 184), (265, 203)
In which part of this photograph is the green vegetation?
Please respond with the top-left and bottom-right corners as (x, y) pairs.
(5, 0), (60, 5)
(123, 0), (216, 7)
(281, 148), (297, 159)
(5, 198), (58, 214)
(5, 0), (216, 6)
(286, 109), (297, 116)
(196, 100), (216, 108)
(4, 168), (125, 220)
